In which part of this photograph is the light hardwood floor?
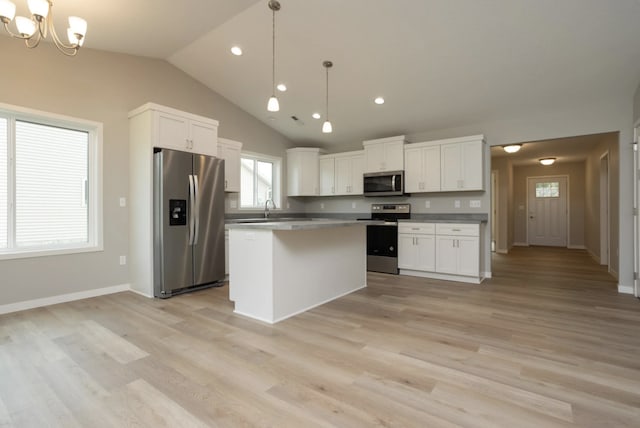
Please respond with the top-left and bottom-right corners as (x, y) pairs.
(1, 247), (639, 427)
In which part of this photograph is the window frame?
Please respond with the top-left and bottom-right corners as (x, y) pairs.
(0, 102), (103, 260)
(239, 150), (282, 211)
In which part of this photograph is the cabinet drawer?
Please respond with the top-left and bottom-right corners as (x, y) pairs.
(399, 223), (435, 235)
(435, 223), (479, 236)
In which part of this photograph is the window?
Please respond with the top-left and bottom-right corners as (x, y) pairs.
(240, 152), (281, 209)
(0, 103), (102, 259)
(535, 182), (560, 198)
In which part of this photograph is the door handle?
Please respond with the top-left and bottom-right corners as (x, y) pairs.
(188, 174), (195, 245)
(529, 216), (535, 219)
(193, 175), (200, 245)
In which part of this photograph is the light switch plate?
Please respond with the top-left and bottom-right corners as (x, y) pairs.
(470, 200), (481, 208)
(454, 200), (461, 208)
(119, 255), (126, 265)
(425, 200), (431, 209)
(352, 202), (357, 209)
(320, 203), (325, 209)
(230, 200), (238, 209)
(287, 202), (290, 209)
(119, 197), (126, 207)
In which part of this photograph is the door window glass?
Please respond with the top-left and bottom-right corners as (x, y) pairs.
(535, 182), (560, 198)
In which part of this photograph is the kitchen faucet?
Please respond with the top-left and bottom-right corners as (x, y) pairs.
(264, 198), (276, 218)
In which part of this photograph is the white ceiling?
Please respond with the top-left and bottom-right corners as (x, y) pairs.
(7, 1), (640, 148)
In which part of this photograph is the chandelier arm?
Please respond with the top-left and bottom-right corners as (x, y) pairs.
(3, 21), (32, 40)
(47, 12), (79, 52)
(24, 31), (42, 48)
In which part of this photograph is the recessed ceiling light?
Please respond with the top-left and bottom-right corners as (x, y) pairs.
(277, 83), (287, 92)
(230, 46), (242, 56)
(312, 113), (321, 119)
(374, 97), (385, 105)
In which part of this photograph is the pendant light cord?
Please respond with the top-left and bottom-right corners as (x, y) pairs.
(272, 7), (276, 95)
(325, 65), (329, 120)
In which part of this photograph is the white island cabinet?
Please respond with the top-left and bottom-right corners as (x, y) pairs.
(227, 220), (367, 323)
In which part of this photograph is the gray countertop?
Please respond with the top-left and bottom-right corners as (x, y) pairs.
(226, 219), (374, 231)
(401, 213), (488, 224)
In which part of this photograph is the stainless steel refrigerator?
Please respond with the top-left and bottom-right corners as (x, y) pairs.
(153, 148), (225, 298)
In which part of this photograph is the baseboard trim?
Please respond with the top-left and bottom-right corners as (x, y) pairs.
(568, 245), (586, 250)
(399, 269), (482, 284)
(484, 271), (492, 279)
(512, 242), (529, 247)
(0, 284), (131, 315)
(618, 284), (633, 294)
(128, 288), (154, 298)
(496, 249), (508, 254)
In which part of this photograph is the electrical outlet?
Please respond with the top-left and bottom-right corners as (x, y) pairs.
(470, 200), (481, 208)
(352, 202), (357, 209)
(119, 197), (126, 207)
(287, 202), (290, 209)
(454, 200), (461, 208)
(230, 200), (237, 209)
(119, 255), (126, 265)
(424, 200), (431, 209)
(320, 203), (325, 209)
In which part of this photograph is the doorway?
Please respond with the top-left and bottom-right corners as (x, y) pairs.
(600, 152), (609, 267)
(527, 176), (568, 247)
(491, 170), (498, 252)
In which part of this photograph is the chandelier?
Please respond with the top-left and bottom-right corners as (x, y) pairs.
(0, 0), (87, 56)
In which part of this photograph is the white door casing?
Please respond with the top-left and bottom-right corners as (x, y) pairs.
(527, 176), (568, 247)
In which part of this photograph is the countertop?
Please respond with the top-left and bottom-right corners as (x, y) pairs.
(398, 219), (486, 224)
(226, 219), (374, 231)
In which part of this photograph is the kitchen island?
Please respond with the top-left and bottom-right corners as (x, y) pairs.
(226, 219), (368, 323)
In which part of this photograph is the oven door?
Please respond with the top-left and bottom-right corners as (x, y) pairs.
(366, 224), (399, 274)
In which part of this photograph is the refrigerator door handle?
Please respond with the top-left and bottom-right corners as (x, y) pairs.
(193, 174), (200, 245)
(188, 174), (195, 245)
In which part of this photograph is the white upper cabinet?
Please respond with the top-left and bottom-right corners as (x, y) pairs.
(363, 136), (406, 173)
(287, 148), (324, 196)
(319, 151), (364, 196)
(404, 135), (485, 193)
(319, 155), (336, 196)
(440, 137), (484, 191)
(404, 144), (441, 193)
(134, 103), (218, 157)
(334, 151), (364, 195)
(217, 138), (243, 192)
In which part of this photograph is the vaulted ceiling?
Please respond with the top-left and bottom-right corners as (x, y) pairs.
(6, 1), (640, 148)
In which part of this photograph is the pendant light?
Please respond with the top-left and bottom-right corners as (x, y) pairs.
(267, 0), (280, 112)
(322, 60), (333, 133)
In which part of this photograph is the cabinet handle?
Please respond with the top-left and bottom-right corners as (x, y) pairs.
(332, 186), (335, 194)
(225, 180), (228, 189)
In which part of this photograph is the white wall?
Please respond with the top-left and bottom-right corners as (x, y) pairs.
(0, 38), (297, 307)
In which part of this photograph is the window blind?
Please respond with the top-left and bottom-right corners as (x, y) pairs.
(15, 120), (88, 248)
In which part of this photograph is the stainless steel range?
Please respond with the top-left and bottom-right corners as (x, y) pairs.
(361, 203), (411, 274)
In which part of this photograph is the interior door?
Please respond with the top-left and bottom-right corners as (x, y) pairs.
(527, 176), (568, 247)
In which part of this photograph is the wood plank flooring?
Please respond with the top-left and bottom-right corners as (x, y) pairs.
(1, 246), (639, 427)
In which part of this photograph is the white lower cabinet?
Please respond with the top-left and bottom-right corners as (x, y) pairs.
(398, 223), (435, 271)
(399, 222), (483, 284)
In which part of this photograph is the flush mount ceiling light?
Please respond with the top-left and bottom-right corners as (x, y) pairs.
(0, 0), (87, 56)
(266, 0), (281, 112)
(539, 158), (556, 166)
(312, 113), (321, 119)
(277, 83), (287, 92)
(230, 46), (242, 56)
(503, 144), (522, 153)
(374, 97), (385, 105)
(322, 60), (333, 133)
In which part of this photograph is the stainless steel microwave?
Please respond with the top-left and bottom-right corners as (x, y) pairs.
(363, 171), (404, 197)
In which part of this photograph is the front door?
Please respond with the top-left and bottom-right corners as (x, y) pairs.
(527, 176), (568, 247)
